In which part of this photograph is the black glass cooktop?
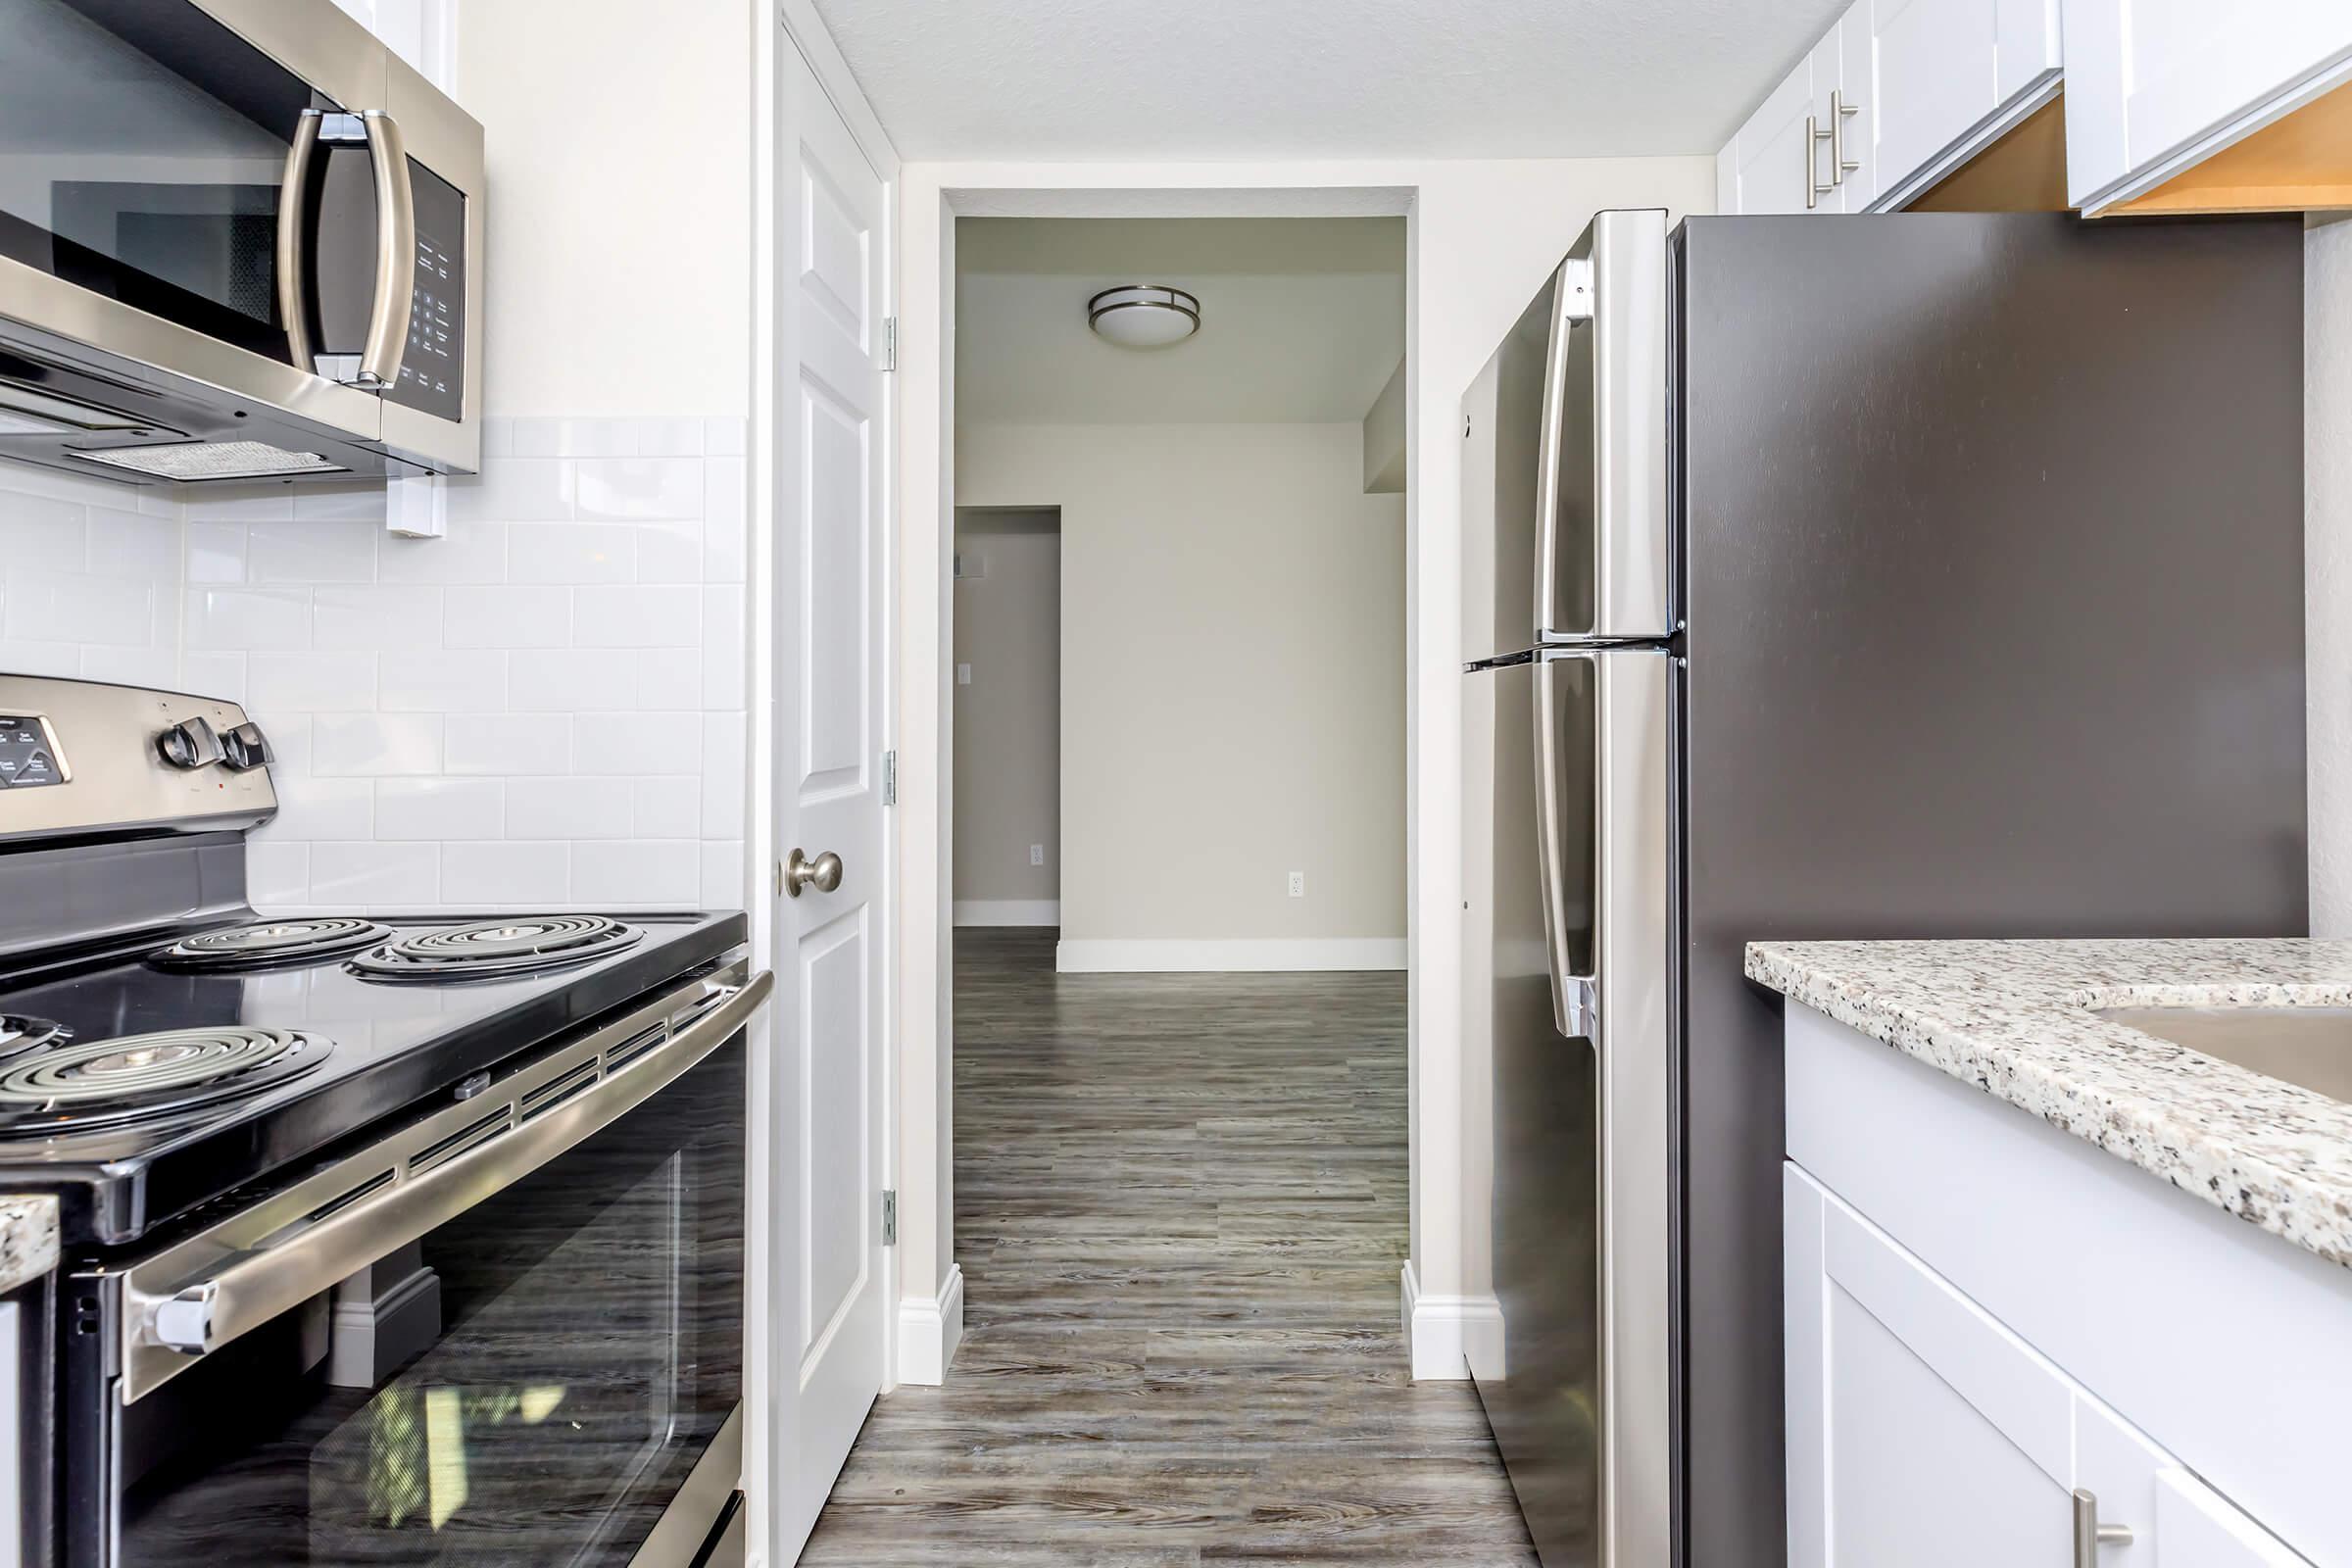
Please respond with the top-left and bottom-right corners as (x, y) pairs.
(0, 910), (746, 1249)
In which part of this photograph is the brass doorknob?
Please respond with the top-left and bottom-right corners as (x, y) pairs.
(782, 848), (844, 898)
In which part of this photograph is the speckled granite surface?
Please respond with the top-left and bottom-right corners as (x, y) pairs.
(0, 1194), (57, 1294)
(1745, 939), (2352, 1270)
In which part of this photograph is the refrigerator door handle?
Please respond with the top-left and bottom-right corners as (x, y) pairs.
(1531, 646), (1676, 1565)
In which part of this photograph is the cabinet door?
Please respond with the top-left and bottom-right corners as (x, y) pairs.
(1868, 0), (2062, 206)
(1787, 1165), (2074, 1565)
(2065, 0), (2352, 210)
(1723, 55), (1823, 214)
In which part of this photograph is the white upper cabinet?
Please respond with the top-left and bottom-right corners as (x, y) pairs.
(2064, 0), (2352, 212)
(1716, 0), (2062, 213)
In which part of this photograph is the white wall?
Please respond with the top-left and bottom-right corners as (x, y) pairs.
(958, 422), (1405, 965)
(455, 0), (754, 417)
(2311, 221), (2352, 934)
(895, 155), (1719, 1365)
(952, 510), (1060, 921)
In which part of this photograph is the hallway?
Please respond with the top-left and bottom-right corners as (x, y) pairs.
(799, 928), (1538, 1565)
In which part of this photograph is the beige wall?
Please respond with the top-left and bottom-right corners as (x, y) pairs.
(952, 511), (1061, 915)
(957, 421), (1407, 956)
(456, 0), (752, 416)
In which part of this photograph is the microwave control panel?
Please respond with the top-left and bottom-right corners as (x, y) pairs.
(389, 159), (466, 424)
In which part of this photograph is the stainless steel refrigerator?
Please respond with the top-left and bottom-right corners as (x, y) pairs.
(1460, 210), (2306, 1568)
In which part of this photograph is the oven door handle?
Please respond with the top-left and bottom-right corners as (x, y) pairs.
(120, 965), (771, 1405)
(356, 109), (417, 390)
(274, 110), (324, 375)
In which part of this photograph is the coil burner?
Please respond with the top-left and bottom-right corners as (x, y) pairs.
(349, 916), (645, 983)
(153, 917), (395, 971)
(0, 1026), (329, 1132)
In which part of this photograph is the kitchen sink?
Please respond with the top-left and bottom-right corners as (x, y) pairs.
(2093, 1005), (2352, 1106)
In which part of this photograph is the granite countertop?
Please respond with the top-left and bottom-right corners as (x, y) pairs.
(1745, 938), (2352, 1270)
(0, 1195), (57, 1294)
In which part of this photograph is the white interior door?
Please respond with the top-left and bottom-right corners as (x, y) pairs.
(770, 37), (890, 1561)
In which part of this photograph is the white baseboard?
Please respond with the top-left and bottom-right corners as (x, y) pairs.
(895, 1263), (964, 1386)
(1056, 937), (1407, 974)
(1401, 1261), (1499, 1382)
(952, 900), (1060, 927)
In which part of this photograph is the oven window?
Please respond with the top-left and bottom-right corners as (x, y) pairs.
(0, 0), (329, 364)
(111, 1035), (745, 1567)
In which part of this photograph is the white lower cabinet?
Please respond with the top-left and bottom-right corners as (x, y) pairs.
(1786, 1163), (2308, 1567)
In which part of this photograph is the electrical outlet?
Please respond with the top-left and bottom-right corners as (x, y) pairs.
(1287, 871), (1305, 898)
(956, 663), (972, 686)
(1029, 844), (1045, 866)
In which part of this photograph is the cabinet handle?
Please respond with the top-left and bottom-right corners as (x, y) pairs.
(1832, 90), (1863, 182)
(2072, 1489), (2134, 1564)
(1805, 115), (1836, 208)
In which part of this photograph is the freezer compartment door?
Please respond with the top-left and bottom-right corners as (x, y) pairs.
(1474, 648), (1674, 1567)
(1537, 210), (1672, 643)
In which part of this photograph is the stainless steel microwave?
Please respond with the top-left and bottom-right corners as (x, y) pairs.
(0, 0), (484, 483)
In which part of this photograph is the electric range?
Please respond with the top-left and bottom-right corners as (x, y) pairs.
(0, 674), (763, 1568)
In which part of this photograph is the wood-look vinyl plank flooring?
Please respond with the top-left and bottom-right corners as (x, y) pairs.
(800, 928), (1537, 1565)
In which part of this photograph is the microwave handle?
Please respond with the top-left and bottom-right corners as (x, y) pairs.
(357, 109), (417, 390)
(274, 111), (324, 374)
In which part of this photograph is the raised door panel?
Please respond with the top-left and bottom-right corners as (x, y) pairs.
(1871, 0), (2002, 197)
(1730, 55), (1821, 215)
(2067, 0), (2352, 207)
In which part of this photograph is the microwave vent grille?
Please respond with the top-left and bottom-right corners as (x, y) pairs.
(68, 441), (348, 482)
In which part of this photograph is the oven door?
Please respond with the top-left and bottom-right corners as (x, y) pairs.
(0, 0), (482, 479)
(61, 965), (767, 1568)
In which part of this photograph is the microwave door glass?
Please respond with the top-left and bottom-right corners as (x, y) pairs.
(0, 0), (326, 368)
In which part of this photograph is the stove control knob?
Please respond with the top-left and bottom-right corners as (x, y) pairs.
(220, 721), (273, 771)
(156, 716), (224, 771)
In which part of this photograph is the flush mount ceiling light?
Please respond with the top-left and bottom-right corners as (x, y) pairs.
(1088, 284), (1200, 349)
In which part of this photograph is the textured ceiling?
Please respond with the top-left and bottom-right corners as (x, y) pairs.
(809, 0), (1846, 161)
(956, 218), (1405, 424)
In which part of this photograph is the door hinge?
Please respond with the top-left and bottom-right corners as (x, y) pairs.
(881, 317), (897, 372)
(882, 1189), (897, 1247)
(882, 748), (897, 807)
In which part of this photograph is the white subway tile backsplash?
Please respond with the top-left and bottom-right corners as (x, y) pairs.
(632, 775), (701, 839)
(85, 508), (179, 579)
(0, 494), (88, 573)
(504, 776), (633, 839)
(380, 521), (508, 584)
(510, 522), (637, 584)
(571, 459), (701, 521)
(379, 649), (506, 711)
(248, 519), (378, 582)
(313, 585), (445, 650)
(375, 777), (503, 840)
(572, 840), (699, 905)
(186, 522), (249, 583)
(444, 712), (570, 775)
(571, 711), (699, 776)
(247, 651), (380, 712)
(442, 841), (568, 903)
(187, 586), (312, 649)
(571, 584), (700, 649)
(270, 777), (375, 841)
(444, 584), (570, 649)
(2, 417), (749, 913)
(310, 842), (439, 905)
(7, 575), (155, 644)
(313, 712), (444, 776)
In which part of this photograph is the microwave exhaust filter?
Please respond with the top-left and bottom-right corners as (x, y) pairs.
(68, 441), (348, 482)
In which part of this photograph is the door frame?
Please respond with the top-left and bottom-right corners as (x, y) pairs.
(750, 6), (902, 1566)
(894, 168), (1452, 1388)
